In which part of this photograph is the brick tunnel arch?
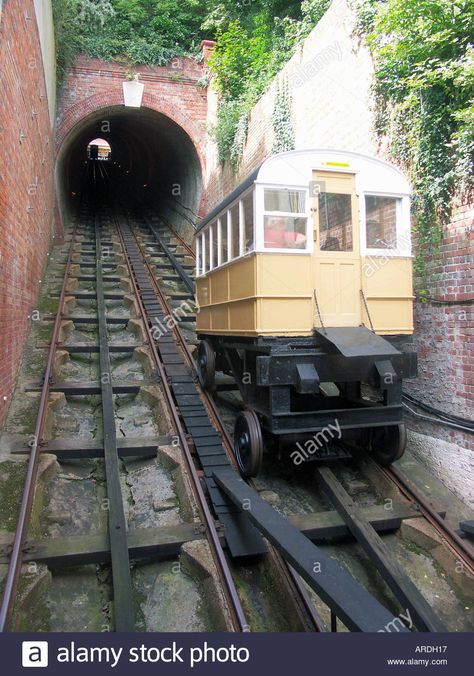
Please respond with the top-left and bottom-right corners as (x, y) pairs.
(56, 91), (205, 235)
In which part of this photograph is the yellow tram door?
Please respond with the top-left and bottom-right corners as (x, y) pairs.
(311, 170), (361, 327)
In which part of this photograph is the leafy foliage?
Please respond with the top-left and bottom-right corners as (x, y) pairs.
(354, 0), (474, 273)
(208, 0), (331, 165)
(53, 0), (207, 81)
(211, 98), (251, 166)
(53, 1), (332, 165)
(272, 80), (295, 154)
(52, 0), (115, 82)
(79, 0), (205, 64)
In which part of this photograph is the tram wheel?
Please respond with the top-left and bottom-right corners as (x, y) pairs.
(197, 340), (215, 390)
(370, 423), (407, 466)
(234, 409), (263, 478)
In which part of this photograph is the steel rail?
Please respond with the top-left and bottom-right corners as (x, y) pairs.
(132, 217), (326, 632)
(113, 210), (249, 633)
(138, 206), (194, 257)
(0, 224), (77, 631)
(385, 466), (474, 574)
(144, 217), (195, 295)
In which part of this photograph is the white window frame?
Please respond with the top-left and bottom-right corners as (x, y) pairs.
(360, 192), (411, 258)
(195, 187), (256, 275)
(195, 236), (201, 277)
(239, 200), (245, 256)
(209, 222), (215, 271)
(217, 217), (222, 266)
(228, 198), (242, 260)
(201, 231), (206, 274)
(226, 211), (232, 264)
(256, 183), (312, 254)
(241, 188), (256, 255)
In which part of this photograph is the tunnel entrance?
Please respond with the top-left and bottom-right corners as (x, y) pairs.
(87, 138), (111, 161)
(56, 106), (202, 235)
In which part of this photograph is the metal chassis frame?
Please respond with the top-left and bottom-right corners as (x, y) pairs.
(200, 334), (417, 439)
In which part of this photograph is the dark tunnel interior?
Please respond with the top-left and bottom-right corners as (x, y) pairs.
(56, 106), (202, 234)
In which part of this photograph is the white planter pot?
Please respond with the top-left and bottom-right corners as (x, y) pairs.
(122, 80), (144, 108)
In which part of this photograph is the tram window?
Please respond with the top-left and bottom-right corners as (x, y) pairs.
(242, 193), (254, 253)
(219, 217), (228, 264)
(210, 221), (218, 269)
(263, 188), (307, 249)
(264, 216), (307, 249)
(264, 189), (305, 213)
(318, 192), (353, 252)
(365, 196), (400, 249)
(230, 204), (240, 259)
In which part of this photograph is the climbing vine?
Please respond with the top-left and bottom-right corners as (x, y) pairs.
(52, 0), (332, 167)
(272, 80), (295, 154)
(208, 1), (331, 167)
(354, 0), (474, 279)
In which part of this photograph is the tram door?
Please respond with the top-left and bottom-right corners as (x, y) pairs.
(311, 170), (361, 327)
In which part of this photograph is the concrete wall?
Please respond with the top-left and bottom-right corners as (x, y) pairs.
(203, 0), (474, 493)
(0, 0), (56, 423)
(33, 0), (56, 125)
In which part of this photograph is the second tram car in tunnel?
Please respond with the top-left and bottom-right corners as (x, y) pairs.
(194, 149), (417, 476)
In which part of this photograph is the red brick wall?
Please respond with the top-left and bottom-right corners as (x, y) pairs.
(403, 196), (474, 450)
(55, 55), (208, 218)
(0, 1), (55, 423)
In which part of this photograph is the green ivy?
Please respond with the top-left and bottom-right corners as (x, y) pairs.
(53, 0), (207, 85)
(52, 0), (115, 84)
(272, 80), (295, 154)
(208, 1), (331, 167)
(354, 0), (474, 280)
(210, 99), (249, 167)
(52, 0), (332, 167)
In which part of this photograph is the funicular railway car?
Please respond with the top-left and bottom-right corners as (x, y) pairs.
(194, 149), (417, 477)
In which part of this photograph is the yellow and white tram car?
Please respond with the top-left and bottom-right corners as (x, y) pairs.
(194, 149), (417, 476)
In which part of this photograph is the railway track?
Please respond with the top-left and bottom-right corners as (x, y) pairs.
(111, 209), (249, 632)
(384, 466), (474, 576)
(122, 207), (327, 632)
(1, 193), (472, 633)
(134, 207), (473, 631)
(0, 197), (336, 632)
(0, 223), (78, 631)
(0, 206), (247, 632)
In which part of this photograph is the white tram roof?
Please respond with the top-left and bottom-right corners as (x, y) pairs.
(196, 148), (411, 232)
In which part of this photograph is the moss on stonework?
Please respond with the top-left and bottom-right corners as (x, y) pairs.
(6, 399), (40, 435)
(14, 568), (52, 632)
(0, 461), (27, 532)
(37, 295), (59, 315)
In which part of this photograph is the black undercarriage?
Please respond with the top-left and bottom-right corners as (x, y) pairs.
(197, 327), (417, 475)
